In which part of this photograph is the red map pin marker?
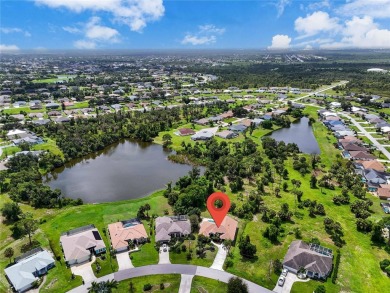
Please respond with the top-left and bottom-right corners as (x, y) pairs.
(207, 192), (231, 228)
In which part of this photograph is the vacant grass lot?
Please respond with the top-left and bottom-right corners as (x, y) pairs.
(170, 239), (217, 267)
(191, 276), (228, 293)
(115, 274), (181, 292)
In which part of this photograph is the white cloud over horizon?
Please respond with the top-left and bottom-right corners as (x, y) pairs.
(181, 24), (225, 46)
(0, 44), (20, 52)
(35, 0), (165, 32)
(268, 34), (291, 50)
(0, 27), (31, 37)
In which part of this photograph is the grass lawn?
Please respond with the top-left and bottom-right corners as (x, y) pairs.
(0, 146), (21, 158)
(115, 274), (181, 292)
(190, 276), (228, 293)
(226, 156), (389, 292)
(32, 139), (63, 157)
(131, 233), (159, 267)
(170, 239), (217, 267)
(92, 253), (118, 278)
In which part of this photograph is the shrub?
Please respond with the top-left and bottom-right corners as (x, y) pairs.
(380, 259), (390, 271)
(143, 283), (152, 291)
(332, 250), (341, 284)
(160, 283), (165, 290)
(314, 285), (326, 293)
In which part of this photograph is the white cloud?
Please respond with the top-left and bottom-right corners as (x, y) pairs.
(295, 11), (340, 39)
(305, 0), (330, 11)
(85, 17), (119, 42)
(199, 24), (225, 35)
(0, 27), (23, 34)
(276, 0), (291, 18)
(35, 0), (165, 32)
(181, 35), (216, 45)
(65, 17), (120, 49)
(0, 44), (20, 52)
(337, 0), (390, 19)
(321, 16), (390, 49)
(181, 24), (225, 46)
(268, 34), (291, 50)
(74, 40), (96, 49)
(63, 26), (81, 34)
(1, 27), (31, 37)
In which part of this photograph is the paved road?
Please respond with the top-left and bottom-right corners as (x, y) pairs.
(290, 81), (349, 104)
(341, 112), (390, 160)
(68, 264), (273, 293)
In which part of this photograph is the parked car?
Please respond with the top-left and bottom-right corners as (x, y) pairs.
(281, 268), (288, 277)
(278, 276), (285, 286)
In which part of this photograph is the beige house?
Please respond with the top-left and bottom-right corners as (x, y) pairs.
(199, 216), (238, 241)
(108, 219), (148, 252)
(60, 225), (106, 266)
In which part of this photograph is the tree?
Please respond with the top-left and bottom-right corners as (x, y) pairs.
(371, 224), (385, 244)
(273, 259), (283, 274)
(227, 277), (248, 293)
(4, 247), (14, 263)
(314, 285), (326, 293)
(238, 235), (257, 259)
(162, 133), (172, 148)
(310, 175), (317, 189)
(88, 279), (119, 293)
(20, 213), (38, 245)
(128, 281), (135, 293)
(1, 202), (22, 222)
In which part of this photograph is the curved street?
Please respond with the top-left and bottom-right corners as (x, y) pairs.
(67, 264), (273, 293)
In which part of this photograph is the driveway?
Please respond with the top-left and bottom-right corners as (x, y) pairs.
(70, 257), (96, 284)
(210, 242), (227, 271)
(116, 251), (134, 270)
(273, 273), (310, 293)
(158, 246), (171, 264)
(178, 274), (194, 293)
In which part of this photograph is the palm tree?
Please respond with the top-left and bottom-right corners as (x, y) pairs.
(88, 279), (118, 293)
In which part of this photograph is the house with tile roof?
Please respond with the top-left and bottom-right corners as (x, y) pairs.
(60, 224), (106, 266)
(155, 216), (191, 243)
(108, 218), (148, 252)
(199, 216), (238, 241)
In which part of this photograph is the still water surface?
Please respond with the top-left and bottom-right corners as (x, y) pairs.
(270, 117), (320, 154)
(44, 140), (195, 203)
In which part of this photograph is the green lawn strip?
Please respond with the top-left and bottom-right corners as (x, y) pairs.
(131, 233), (159, 267)
(170, 239), (217, 267)
(32, 139), (64, 157)
(0, 146), (22, 158)
(115, 274), (181, 292)
(190, 276), (228, 293)
(92, 254), (118, 278)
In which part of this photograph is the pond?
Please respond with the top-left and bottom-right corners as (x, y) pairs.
(43, 140), (196, 203)
(270, 117), (320, 154)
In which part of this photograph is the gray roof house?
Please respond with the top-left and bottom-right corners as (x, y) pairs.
(191, 130), (214, 141)
(283, 240), (333, 280)
(155, 216), (191, 243)
(229, 124), (247, 132)
(5, 247), (55, 293)
(60, 224), (106, 266)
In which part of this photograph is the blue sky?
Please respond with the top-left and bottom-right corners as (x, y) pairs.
(1, 0), (390, 51)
